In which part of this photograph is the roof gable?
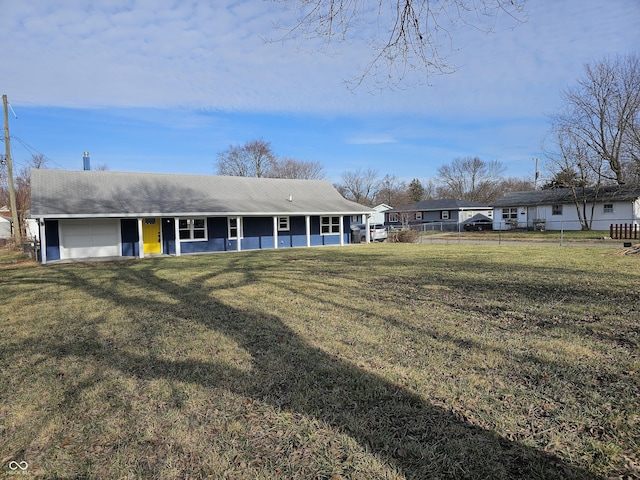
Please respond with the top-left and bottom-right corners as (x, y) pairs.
(31, 169), (373, 218)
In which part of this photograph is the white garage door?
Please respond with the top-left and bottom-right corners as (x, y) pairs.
(59, 219), (120, 259)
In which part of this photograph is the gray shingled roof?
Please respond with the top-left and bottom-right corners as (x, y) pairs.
(30, 169), (373, 218)
(490, 185), (640, 208)
(388, 198), (490, 212)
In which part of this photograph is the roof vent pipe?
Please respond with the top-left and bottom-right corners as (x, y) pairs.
(83, 152), (90, 171)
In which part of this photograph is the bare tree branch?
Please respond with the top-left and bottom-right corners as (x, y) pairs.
(271, 0), (527, 89)
(551, 53), (640, 185)
(270, 157), (325, 179)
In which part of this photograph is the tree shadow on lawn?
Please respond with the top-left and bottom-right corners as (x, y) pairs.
(36, 261), (598, 479)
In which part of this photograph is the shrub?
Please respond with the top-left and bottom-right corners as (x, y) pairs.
(388, 229), (419, 243)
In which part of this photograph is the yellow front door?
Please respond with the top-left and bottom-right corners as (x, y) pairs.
(142, 218), (161, 254)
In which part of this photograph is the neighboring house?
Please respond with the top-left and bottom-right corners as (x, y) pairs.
(350, 203), (392, 226)
(0, 206), (38, 242)
(386, 199), (493, 230)
(490, 185), (640, 231)
(25, 216), (39, 241)
(30, 169), (374, 264)
(0, 206), (11, 240)
(370, 203), (393, 225)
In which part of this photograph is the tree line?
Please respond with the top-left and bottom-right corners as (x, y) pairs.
(215, 138), (533, 207)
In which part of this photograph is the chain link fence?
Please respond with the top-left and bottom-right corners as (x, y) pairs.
(388, 218), (639, 247)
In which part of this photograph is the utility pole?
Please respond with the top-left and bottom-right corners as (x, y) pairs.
(3, 94), (21, 246)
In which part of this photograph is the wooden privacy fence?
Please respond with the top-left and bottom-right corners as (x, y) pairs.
(610, 224), (639, 240)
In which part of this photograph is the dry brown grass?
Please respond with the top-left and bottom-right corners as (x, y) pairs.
(1, 244), (638, 479)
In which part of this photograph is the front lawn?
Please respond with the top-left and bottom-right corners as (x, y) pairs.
(1, 244), (638, 479)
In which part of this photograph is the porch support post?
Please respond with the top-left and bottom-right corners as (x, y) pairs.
(138, 218), (145, 259)
(237, 216), (242, 252)
(273, 216), (278, 249)
(39, 219), (47, 265)
(339, 215), (344, 246)
(365, 216), (371, 243)
(174, 217), (181, 256)
(305, 215), (311, 247)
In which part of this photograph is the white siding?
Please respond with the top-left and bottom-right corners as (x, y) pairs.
(493, 201), (637, 231)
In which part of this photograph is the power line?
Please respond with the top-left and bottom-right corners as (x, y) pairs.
(8, 134), (67, 170)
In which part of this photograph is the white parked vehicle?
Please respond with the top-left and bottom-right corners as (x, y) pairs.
(353, 223), (388, 242)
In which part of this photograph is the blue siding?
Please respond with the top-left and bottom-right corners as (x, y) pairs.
(121, 219), (139, 257)
(180, 217), (228, 254)
(276, 216), (304, 248)
(321, 235), (340, 246)
(174, 215), (356, 255)
(242, 217), (275, 250)
(45, 220), (60, 261)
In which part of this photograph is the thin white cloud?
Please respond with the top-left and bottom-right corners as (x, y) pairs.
(1, 0), (638, 120)
(346, 135), (397, 145)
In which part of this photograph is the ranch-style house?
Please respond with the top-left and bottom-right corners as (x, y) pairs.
(30, 169), (374, 264)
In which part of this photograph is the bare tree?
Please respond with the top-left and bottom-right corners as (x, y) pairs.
(336, 168), (379, 205)
(272, 0), (527, 88)
(497, 177), (533, 194)
(216, 139), (277, 178)
(543, 126), (603, 230)
(436, 156), (505, 203)
(0, 154), (47, 239)
(551, 53), (640, 185)
(270, 157), (325, 179)
(373, 174), (409, 206)
(422, 178), (437, 200)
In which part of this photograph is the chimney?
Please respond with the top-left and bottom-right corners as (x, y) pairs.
(83, 152), (90, 171)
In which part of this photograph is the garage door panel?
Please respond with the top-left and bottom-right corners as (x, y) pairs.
(91, 222), (119, 236)
(65, 234), (92, 248)
(62, 223), (91, 236)
(60, 219), (120, 259)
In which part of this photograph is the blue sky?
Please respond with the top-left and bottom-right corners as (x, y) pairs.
(1, 0), (639, 184)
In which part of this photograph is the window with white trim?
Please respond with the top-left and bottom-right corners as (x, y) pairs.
(388, 213), (399, 223)
(179, 218), (207, 241)
(228, 217), (242, 239)
(552, 205), (563, 215)
(502, 208), (518, 220)
(441, 211), (449, 220)
(415, 212), (423, 220)
(320, 216), (340, 234)
(603, 203), (614, 213)
(278, 216), (290, 231)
